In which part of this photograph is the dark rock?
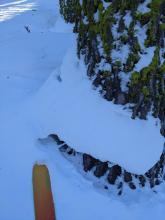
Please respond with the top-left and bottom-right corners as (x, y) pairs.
(155, 179), (161, 186)
(145, 149), (165, 188)
(59, 144), (69, 152)
(24, 26), (31, 33)
(139, 175), (146, 187)
(107, 165), (122, 184)
(150, 178), (155, 188)
(49, 134), (64, 145)
(94, 162), (108, 177)
(145, 171), (151, 178)
(129, 182), (136, 190)
(83, 154), (98, 172)
(117, 182), (123, 189)
(118, 190), (122, 195)
(67, 148), (75, 155)
(124, 171), (132, 183)
(104, 185), (108, 190)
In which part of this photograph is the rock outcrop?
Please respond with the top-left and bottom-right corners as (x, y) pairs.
(49, 134), (165, 194)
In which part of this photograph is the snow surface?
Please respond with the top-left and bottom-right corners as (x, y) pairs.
(123, 12), (132, 28)
(34, 43), (163, 175)
(137, 0), (151, 13)
(135, 47), (155, 72)
(0, 0), (165, 219)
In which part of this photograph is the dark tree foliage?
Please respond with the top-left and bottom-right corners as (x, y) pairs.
(60, 0), (165, 137)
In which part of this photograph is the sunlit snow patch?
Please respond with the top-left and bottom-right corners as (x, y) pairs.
(0, 0), (36, 22)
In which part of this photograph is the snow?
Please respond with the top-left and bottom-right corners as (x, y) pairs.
(111, 13), (130, 64)
(137, 0), (151, 13)
(33, 46), (163, 175)
(102, 1), (111, 10)
(134, 21), (156, 72)
(0, 0), (165, 220)
(134, 22), (156, 72)
(135, 46), (155, 72)
(123, 12), (132, 28)
(0, 0), (35, 22)
(135, 22), (147, 49)
(111, 44), (130, 64)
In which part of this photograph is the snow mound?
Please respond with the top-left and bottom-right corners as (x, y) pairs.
(34, 43), (164, 175)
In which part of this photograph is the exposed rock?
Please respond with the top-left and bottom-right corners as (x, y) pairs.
(94, 162), (108, 178)
(129, 182), (136, 190)
(107, 165), (122, 185)
(145, 150), (165, 188)
(139, 175), (146, 187)
(83, 154), (98, 172)
(124, 171), (132, 183)
(67, 148), (75, 155)
(155, 179), (161, 185)
(149, 178), (155, 188)
(49, 134), (64, 145)
(118, 190), (122, 196)
(104, 185), (108, 190)
(117, 182), (123, 190)
(50, 133), (165, 192)
(59, 144), (69, 152)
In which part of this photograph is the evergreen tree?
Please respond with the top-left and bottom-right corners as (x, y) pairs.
(59, 0), (165, 190)
(60, 0), (165, 137)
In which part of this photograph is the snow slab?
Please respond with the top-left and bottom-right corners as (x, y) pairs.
(32, 44), (164, 175)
